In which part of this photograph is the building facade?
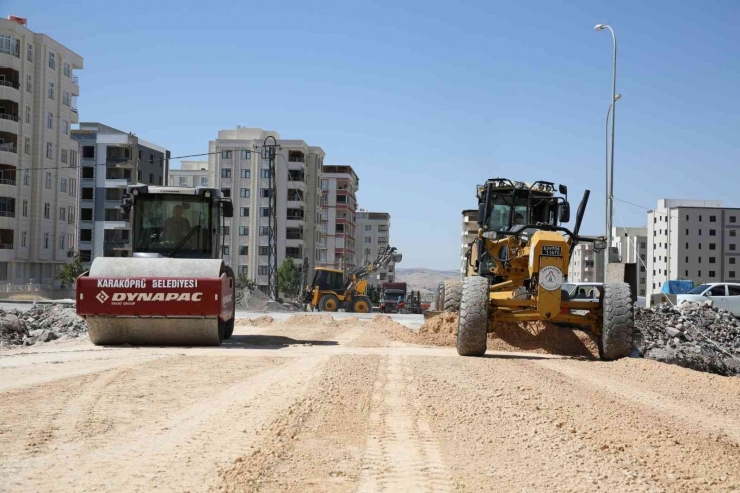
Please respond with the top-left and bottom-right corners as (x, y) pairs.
(356, 210), (393, 286)
(647, 199), (739, 296)
(568, 243), (605, 283)
(319, 165), (359, 271)
(168, 160), (210, 188)
(0, 17), (82, 285)
(73, 123), (170, 263)
(612, 226), (648, 296)
(208, 127), (324, 293)
(460, 209), (478, 277)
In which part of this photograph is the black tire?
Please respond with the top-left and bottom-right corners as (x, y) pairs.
(223, 266), (236, 340)
(436, 282), (445, 311)
(599, 282), (634, 360)
(351, 296), (372, 314)
(457, 277), (490, 356)
(443, 280), (463, 312)
(318, 294), (340, 312)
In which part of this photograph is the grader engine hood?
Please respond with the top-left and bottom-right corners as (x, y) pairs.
(528, 231), (569, 319)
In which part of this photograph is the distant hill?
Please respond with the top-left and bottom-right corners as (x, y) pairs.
(395, 268), (460, 295)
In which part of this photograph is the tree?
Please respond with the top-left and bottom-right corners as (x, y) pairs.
(59, 252), (86, 288)
(236, 273), (256, 291)
(278, 258), (300, 297)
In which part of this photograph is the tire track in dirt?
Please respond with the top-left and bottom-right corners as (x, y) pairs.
(357, 356), (453, 493)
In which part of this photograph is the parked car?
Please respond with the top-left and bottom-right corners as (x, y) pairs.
(676, 283), (740, 316)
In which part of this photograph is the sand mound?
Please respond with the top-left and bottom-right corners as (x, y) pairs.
(337, 316), (360, 326)
(236, 316), (275, 327)
(419, 312), (458, 335)
(280, 315), (337, 327)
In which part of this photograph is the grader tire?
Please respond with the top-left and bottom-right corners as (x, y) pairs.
(443, 280), (463, 312)
(319, 294), (340, 312)
(436, 282), (445, 311)
(599, 282), (635, 360)
(457, 277), (490, 356)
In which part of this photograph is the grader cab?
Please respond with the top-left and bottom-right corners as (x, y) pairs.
(456, 178), (635, 360)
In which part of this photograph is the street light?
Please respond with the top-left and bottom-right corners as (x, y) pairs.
(595, 23), (617, 277)
(605, 92), (621, 256)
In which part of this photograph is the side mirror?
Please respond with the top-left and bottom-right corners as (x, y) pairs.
(559, 184), (568, 195)
(222, 200), (234, 218)
(559, 202), (571, 223)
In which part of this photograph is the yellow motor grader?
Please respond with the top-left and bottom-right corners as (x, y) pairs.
(457, 178), (634, 360)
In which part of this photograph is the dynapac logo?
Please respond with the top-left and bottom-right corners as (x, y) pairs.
(96, 291), (110, 304)
(97, 292), (204, 303)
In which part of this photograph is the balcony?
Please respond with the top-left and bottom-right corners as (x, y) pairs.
(0, 136), (17, 165)
(70, 106), (78, 123)
(0, 112), (19, 135)
(0, 78), (20, 103)
(0, 200), (15, 229)
(0, 52), (21, 72)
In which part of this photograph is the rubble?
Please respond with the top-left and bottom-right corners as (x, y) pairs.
(0, 304), (87, 348)
(637, 301), (740, 376)
(235, 288), (295, 312)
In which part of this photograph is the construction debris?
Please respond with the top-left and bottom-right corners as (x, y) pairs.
(234, 288), (294, 312)
(0, 304), (87, 348)
(637, 302), (740, 376)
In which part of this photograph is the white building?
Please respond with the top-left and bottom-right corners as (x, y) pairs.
(73, 123), (169, 263)
(356, 210), (393, 286)
(169, 160), (210, 188)
(647, 199), (739, 296)
(568, 243), (604, 283)
(319, 165), (359, 271)
(612, 226), (648, 296)
(460, 209), (477, 277)
(0, 17), (83, 285)
(209, 127), (323, 293)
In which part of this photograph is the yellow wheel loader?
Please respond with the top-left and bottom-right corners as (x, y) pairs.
(457, 178), (634, 360)
(305, 246), (402, 313)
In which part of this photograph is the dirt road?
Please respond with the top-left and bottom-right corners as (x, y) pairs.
(2, 314), (740, 492)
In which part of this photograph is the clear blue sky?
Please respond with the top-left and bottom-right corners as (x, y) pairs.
(7, 0), (740, 270)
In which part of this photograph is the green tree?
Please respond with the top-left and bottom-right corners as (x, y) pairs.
(236, 273), (256, 291)
(59, 252), (86, 288)
(278, 258), (300, 297)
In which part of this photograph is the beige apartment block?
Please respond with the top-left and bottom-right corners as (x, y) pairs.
(568, 242), (604, 283)
(356, 210), (393, 285)
(169, 160), (210, 188)
(319, 165), (359, 272)
(647, 199), (740, 296)
(0, 17), (82, 285)
(460, 209), (478, 277)
(612, 226), (647, 296)
(209, 127), (323, 293)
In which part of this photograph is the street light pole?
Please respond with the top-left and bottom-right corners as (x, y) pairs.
(595, 23), (617, 279)
(605, 92), (621, 249)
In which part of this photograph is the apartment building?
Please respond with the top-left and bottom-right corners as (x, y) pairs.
(0, 17), (82, 285)
(168, 160), (210, 188)
(356, 210), (394, 286)
(209, 127), (324, 293)
(568, 243), (604, 283)
(319, 165), (359, 271)
(647, 199), (740, 296)
(460, 209), (478, 277)
(73, 123), (169, 263)
(612, 226), (648, 296)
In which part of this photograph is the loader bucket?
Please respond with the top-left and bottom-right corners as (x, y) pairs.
(76, 257), (234, 346)
(392, 252), (403, 263)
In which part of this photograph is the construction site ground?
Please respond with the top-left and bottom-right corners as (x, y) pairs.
(2, 312), (740, 492)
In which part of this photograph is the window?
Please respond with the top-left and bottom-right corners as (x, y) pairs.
(240, 207), (249, 217)
(70, 150), (77, 166)
(686, 242), (689, 249)
(222, 246), (229, 256)
(45, 172), (52, 189)
(710, 243), (716, 250)
(640, 242), (646, 249)
(365, 225), (372, 231)
(240, 150), (250, 159)
(260, 188), (271, 198)
(239, 246), (248, 255)
(699, 215), (702, 222)
(221, 188), (230, 198)
(46, 141), (53, 158)
(46, 112), (53, 129)
(23, 170), (29, 186)
(731, 216), (737, 224)
(80, 229), (92, 242)
(240, 188), (250, 198)
(699, 243), (702, 250)
(238, 266), (248, 276)
(710, 229), (716, 236)
(261, 169), (271, 178)
(48, 82), (54, 99)
(686, 215), (689, 221)
(81, 188), (93, 200)
(63, 119), (69, 135)
(685, 270), (689, 277)
(709, 271), (717, 278)
(63, 90), (69, 106)
(22, 200), (27, 217)
(61, 149), (68, 164)
(21, 231), (27, 248)
(698, 270), (702, 277)
(710, 257), (716, 264)
(68, 206), (75, 224)
(710, 215), (717, 223)
(241, 169), (250, 179)
(82, 146), (95, 159)
(732, 230), (737, 237)
(259, 246), (269, 256)
(70, 178), (76, 196)
(686, 229), (689, 235)
(44, 203), (50, 219)
(25, 105), (31, 123)
(26, 74), (32, 92)
(685, 256), (689, 263)
(640, 265), (645, 272)
(258, 266), (269, 275)
(222, 150), (232, 159)
(81, 208), (93, 221)
(44, 233), (49, 249)
(640, 289), (646, 296)
(149, 154), (154, 165)
(699, 229), (702, 236)
(653, 217), (656, 224)
(221, 168), (231, 178)
(698, 257), (702, 264)
(731, 258), (737, 265)
(27, 43), (33, 62)
(640, 254), (646, 261)
(178, 176), (188, 187)
(365, 236), (371, 243)
(259, 226), (269, 236)
(260, 207), (269, 217)
(200, 176), (208, 186)
(24, 137), (30, 155)
(59, 234), (65, 250)
(49, 52), (56, 69)
(149, 173), (153, 184)
(60, 177), (67, 192)
(732, 244), (737, 251)
(239, 226), (248, 236)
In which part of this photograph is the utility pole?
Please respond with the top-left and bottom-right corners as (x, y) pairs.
(256, 136), (281, 300)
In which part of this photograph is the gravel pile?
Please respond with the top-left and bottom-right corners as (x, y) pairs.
(0, 304), (88, 348)
(235, 288), (293, 312)
(637, 301), (740, 376)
